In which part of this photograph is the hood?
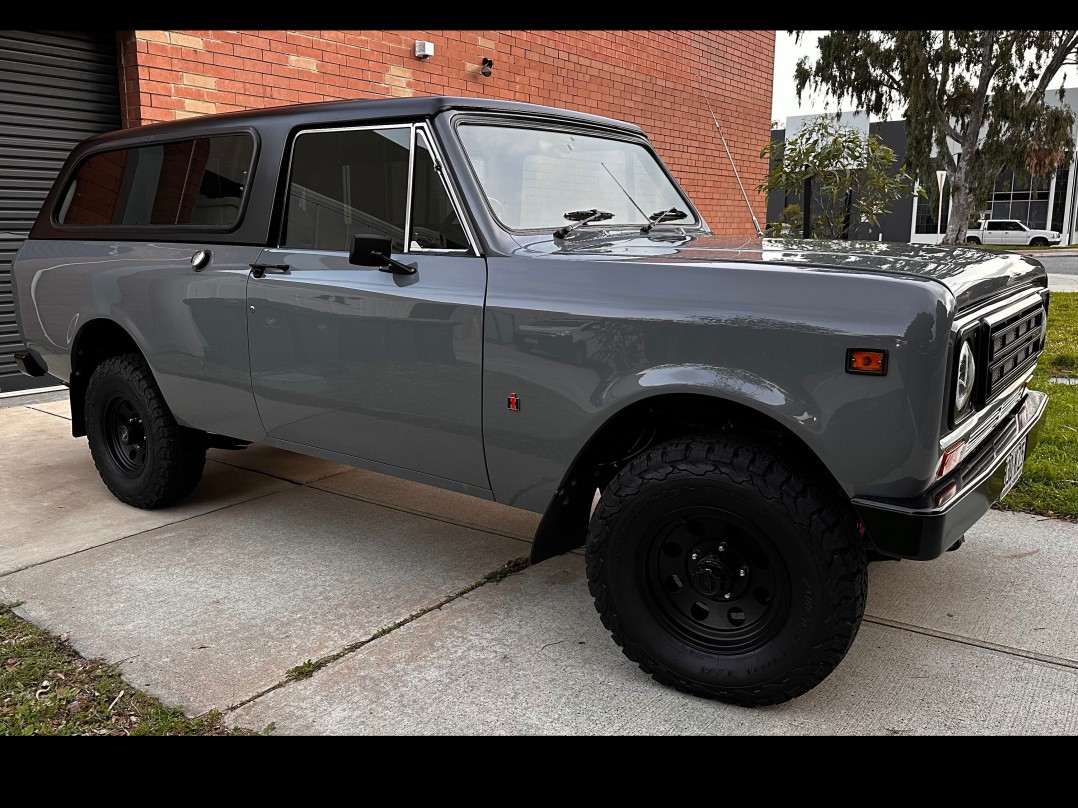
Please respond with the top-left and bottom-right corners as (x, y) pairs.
(516, 232), (1048, 312)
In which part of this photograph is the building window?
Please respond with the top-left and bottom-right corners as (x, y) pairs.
(914, 181), (950, 234)
(990, 167), (1051, 229)
(1052, 157), (1071, 234)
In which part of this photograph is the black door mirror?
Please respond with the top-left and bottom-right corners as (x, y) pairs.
(349, 235), (417, 275)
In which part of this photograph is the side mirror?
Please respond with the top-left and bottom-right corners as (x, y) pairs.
(349, 235), (417, 275)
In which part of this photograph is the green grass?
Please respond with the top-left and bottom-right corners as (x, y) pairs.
(999, 291), (1078, 518)
(0, 603), (265, 736)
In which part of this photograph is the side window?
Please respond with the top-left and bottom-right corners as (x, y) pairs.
(60, 150), (129, 225)
(188, 136), (255, 226)
(283, 126), (410, 252)
(1004, 221), (1023, 231)
(410, 129), (469, 250)
(986, 221), (1002, 230)
(58, 134), (253, 228)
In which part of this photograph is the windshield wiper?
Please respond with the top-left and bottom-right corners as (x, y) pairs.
(554, 208), (614, 238)
(600, 164), (686, 233)
(648, 207), (689, 227)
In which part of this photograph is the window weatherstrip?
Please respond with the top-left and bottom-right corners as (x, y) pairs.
(277, 122), (414, 250)
(404, 124), (416, 254)
(414, 123), (480, 255)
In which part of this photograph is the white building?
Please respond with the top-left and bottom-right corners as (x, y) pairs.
(767, 87), (1078, 246)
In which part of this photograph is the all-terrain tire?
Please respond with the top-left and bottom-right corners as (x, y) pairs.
(85, 353), (207, 508)
(585, 435), (867, 707)
(1029, 237), (1049, 247)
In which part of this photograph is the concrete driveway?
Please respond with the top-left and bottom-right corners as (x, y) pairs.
(2, 393), (1077, 735)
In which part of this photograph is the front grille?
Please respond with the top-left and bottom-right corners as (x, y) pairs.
(986, 302), (1045, 400)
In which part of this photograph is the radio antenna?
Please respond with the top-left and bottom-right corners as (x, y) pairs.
(705, 97), (764, 238)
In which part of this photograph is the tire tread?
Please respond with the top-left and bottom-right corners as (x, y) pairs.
(85, 353), (206, 509)
(585, 434), (867, 707)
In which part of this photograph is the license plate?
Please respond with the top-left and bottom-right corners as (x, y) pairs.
(1000, 437), (1027, 500)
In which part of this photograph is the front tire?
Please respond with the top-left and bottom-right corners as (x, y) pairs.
(585, 435), (867, 706)
(85, 353), (207, 508)
(1029, 237), (1049, 247)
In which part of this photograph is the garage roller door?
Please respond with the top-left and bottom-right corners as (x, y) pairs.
(0, 31), (120, 393)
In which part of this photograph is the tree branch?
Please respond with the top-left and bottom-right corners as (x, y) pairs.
(1030, 30), (1078, 100)
(925, 33), (965, 143)
(960, 32), (1001, 150)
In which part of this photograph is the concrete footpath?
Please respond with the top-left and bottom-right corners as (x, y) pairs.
(2, 394), (1077, 734)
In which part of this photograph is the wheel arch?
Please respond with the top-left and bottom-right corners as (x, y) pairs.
(530, 390), (846, 563)
(68, 318), (147, 437)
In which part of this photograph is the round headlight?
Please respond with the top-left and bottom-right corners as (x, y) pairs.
(955, 340), (976, 414)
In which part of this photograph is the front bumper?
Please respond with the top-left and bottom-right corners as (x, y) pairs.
(852, 389), (1048, 560)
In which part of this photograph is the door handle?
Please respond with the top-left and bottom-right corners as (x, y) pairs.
(250, 263), (291, 279)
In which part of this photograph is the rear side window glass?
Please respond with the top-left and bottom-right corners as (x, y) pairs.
(58, 134), (254, 228)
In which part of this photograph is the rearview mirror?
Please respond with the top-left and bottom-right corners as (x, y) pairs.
(349, 235), (393, 267)
(349, 235), (417, 275)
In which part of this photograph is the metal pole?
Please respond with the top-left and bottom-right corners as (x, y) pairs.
(802, 171), (811, 239)
(841, 189), (852, 240)
(936, 169), (948, 244)
(937, 193), (943, 244)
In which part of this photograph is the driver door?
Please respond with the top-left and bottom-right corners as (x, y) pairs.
(246, 123), (489, 491)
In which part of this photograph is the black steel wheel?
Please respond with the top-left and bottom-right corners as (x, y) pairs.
(101, 393), (147, 475)
(643, 506), (790, 654)
(586, 435), (867, 707)
(1030, 237), (1049, 247)
(85, 353), (207, 508)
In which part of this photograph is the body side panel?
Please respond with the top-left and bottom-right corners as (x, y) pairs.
(246, 249), (490, 489)
(483, 256), (953, 513)
(13, 239), (266, 441)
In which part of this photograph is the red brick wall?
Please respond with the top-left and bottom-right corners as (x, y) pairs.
(117, 30), (775, 235)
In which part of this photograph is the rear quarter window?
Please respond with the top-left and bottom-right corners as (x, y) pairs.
(57, 133), (255, 229)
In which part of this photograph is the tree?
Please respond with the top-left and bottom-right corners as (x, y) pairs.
(758, 116), (916, 239)
(792, 31), (1078, 243)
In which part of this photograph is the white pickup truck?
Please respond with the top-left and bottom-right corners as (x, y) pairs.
(965, 218), (1061, 247)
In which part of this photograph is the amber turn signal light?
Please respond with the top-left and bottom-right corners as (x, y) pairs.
(846, 349), (887, 375)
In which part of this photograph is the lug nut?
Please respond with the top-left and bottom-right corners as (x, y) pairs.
(691, 552), (699, 561)
(723, 592), (731, 599)
(718, 542), (728, 553)
(739, 566), (748, 577)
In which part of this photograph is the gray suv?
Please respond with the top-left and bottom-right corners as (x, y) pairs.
(11, 96), (1049, 705)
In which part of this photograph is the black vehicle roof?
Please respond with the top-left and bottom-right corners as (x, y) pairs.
(80, 95), (646, 149)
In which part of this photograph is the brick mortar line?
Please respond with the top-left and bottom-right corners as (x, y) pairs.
(863, 614), (1078, 672)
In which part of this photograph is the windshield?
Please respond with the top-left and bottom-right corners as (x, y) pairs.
(457, 123), (696, 231)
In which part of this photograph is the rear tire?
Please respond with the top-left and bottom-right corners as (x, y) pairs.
(966, 236), (981, 244)
(585, 435), (867, 706)
(85, 353), (206, 508)
(1030, 237), (1049, 247)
